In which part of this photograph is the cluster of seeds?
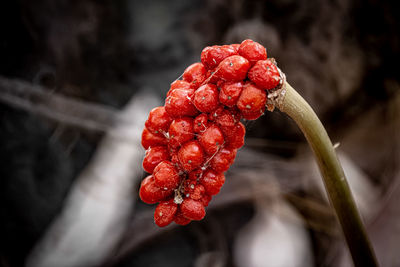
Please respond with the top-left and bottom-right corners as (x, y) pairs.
(140, 39), (282, 227)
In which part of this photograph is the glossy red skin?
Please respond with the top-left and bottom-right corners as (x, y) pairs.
(188, 168), (203, 181)
(238, 39), (267, 64)
(141, 128), (167, 149)
(142, 146), (170, 173)
(145, 106), (172, 136)
(180, 198), (206, 220)
(174, 210), (192, 225)
(193, 113), (209, 133)
(139, 175), (174, 204)
(237, 82), (267, 114)
(205, 69), (220, 84)
(201, 45), (238, 70)
(198, 124), (224, 155)
(200, 169), (226, 195)
(219, 81), (244, 107)
(241, 110), (264, 120)
(248, 59), (281, 90)
(168, 117), (194, 148)
(178, 140), (205, 172)
(223, 122), (246, 149)
(210, 148), (237, 173)
(165, 88), (198, 118)
(193, 84), (219, 113)
(153, 161), (180, 190)
(182, 62), (207, 89)
(154, 200), (178, 227)
(215, 55), (250, 82)
(184, 181), (205, 200)
(167, 80), (191, 97)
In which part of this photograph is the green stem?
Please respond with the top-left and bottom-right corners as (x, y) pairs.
(277, 81), (378, 267)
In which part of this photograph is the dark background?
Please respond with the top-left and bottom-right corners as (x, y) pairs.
(0, 0), (399, 266)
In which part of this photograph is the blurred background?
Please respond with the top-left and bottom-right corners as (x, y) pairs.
(0, 0), (399, 266)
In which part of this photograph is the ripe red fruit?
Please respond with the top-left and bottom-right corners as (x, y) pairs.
(178, 140), (205, 172)
(153, 161), (180, 190)
(193, 84), (219, 113)
(188, 168), (203, 181)
(141, 128), (167, 149)
(215, 55), (250, 82)
(180, 198), (206, 220)
(211, 106), (238, 129)
(154, 200), (178, 227)
(241, 110), (264, 120)
(219, 81), (244, 107)
(165, 88), (198, 118)
(200, 169), (225, 195)
(182, 62), (207, 89)
(168, 117), (194, 148)
(145, 106), (172, 136)
(205, 69), (220, 84)
(174, 210), (192, 225)
(238, 39), (267, 64)
(248, 59), (281, 90)
(193, 113), (209, 133)
(237, 82), (267, 115)
(198, 124), (224, 155)
(184, 181), (205, 200)
(142, 146), (170, 174)
(223, 122), (246, 149)
(210, 148), (237, 173)
(200, 194), (212, 207)
(201, 45), (238, 70)
(139, 175), (174, 204)
(167, 80), (191, 97)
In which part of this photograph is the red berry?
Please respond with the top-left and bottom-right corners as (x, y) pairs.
(204, 69), (220, 84)
(178, 140), (205, 172)
(223, 122), (246, 149)
(184, 181), (205, 200)
(180, 198), (206, 220)
(165, 88), (198, 117)
(193, 84), (219, 113)
(238, 39), (267, 64)
(141, 128), (167, 149)
(188, 169), (203, 181)
(237, 82), (266, 115)
(212, 106), (237, 129)
(139, 175), (174, 204)
(230, 44), (240, 52)
(167, 80), (191, 97)
(174, 210), (192, 225)
(248, 59), (281, 90)
(198, 124), (224, 155)
(201, 45), (238, 70)
(215, 55), (250, 82)
(168, 117), (194, 148)
(145, 106), (172, 136)
(241, 110), (264, 120)
(153, 161), (180, 190)
(210, 148), (237, 173)
(142, 146), (170, 173)
(193, 113), (209, 133)
(200, 194), (212, 207)
(219, 81), (244, 107)
(182, 62), (207, 89)
(154, 200), (178, 227)
(200, 169), (225, 195)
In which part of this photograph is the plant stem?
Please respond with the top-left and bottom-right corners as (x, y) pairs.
(277, 81), (378, 267)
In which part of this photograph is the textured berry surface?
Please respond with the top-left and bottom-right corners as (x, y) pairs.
(248, 59), (281, 90)
(139, 39), (281, 227)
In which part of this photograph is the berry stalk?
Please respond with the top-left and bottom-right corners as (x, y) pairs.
(275, 81), (378, 267)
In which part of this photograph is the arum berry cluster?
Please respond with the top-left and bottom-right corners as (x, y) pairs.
(139, 39), (282, 227)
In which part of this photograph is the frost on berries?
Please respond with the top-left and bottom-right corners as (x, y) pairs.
(139, 39), (282, 227)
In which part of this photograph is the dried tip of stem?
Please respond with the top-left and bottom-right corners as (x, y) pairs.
(266, 65), (287, 112)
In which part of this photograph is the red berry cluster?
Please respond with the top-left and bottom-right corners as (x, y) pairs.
(139, 39), (281, 227)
